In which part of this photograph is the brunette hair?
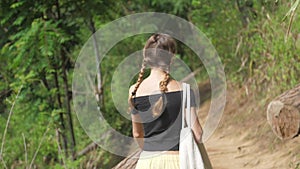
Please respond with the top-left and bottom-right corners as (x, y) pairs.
(128, 33), (177, 117)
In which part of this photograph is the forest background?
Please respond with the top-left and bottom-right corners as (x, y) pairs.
(0, 0), (299, 168)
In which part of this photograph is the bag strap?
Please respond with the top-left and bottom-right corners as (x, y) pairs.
(181, 83), (187, 129)
(181, 83), (191, 129)
(186, 83), (191, 127)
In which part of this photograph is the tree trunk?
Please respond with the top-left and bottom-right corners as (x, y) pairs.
(53, 68), (69, 157)
(267, 84), (300, 140)
(88, 17), (103, 107)
(61, 52), (76, 160)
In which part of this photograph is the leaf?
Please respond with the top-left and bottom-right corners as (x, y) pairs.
(10, 1), (24, 9)
(13, 16), (25, 26)
(282, 0), (300, 21)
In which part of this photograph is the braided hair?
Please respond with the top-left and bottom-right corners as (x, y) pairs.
(128, 33), (177, 117)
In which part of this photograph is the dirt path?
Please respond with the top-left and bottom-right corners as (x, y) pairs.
(205, 129), (300, 169)
(198, 85), (300, 169)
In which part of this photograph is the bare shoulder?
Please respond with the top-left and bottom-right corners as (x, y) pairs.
(167, 79), (183, 92)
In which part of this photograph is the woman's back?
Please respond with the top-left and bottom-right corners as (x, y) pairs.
(130, 75), (196, 151)
(131, 77), (182, 98)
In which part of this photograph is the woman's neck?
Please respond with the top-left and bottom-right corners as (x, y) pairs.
(148, 68), (167, 80)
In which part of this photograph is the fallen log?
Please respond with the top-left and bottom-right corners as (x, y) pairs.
(112, 149), (141, 169)
(267, 84), (300, 140)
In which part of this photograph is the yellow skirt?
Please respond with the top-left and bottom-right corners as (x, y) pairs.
(135, 151), (180, 169)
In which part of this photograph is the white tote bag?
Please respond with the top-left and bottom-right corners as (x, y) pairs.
(179, 83), (204, 169)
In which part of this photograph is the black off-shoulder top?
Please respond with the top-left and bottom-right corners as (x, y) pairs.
(131, 90), (196, 151)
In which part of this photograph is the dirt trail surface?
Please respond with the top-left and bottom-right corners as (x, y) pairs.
(198, 84), (300, 169)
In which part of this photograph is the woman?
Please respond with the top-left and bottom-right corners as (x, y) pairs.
(128, 33), (203, 169)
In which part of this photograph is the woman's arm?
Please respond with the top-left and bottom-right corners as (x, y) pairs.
(131, 114), (144, 148)
(190, 107), (203, 144)
(129, 85), (144, 148)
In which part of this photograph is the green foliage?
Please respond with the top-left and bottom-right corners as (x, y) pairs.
(0, 0), (299, 168)
(234, 1), (300, 94)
